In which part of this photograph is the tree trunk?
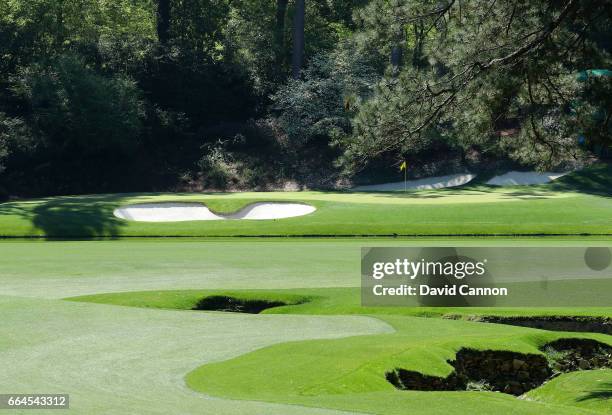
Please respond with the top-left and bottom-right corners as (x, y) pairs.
(390, 44), (403, 70)
(55, 0), (66, 48)
(391, 26), (404, 73)
(274, 0), (289, 68)
(157, 0), (171, 44)
(291, 0), (305, 79)
(412, 22), (424, 68)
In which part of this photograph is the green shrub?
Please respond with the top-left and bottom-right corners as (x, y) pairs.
(198, 145), (238, 189)
(16, 55), (143, 156)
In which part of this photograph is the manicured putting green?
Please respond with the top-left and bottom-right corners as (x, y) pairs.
(0, 165), (610, 237)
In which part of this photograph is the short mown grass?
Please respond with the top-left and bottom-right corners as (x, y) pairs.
(526, 369), (612, 412)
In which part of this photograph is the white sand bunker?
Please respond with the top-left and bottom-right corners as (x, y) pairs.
(486, 171), (569, 186)
(113, 202), (316, 222)
(353, 173), (475, 191)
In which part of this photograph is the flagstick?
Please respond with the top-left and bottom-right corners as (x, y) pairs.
(404, 167), (407, 193)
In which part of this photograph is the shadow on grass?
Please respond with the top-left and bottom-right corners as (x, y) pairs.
(341, 164), (612, 199)
(550, 164), (612, 197)
(333, 185), (562, 201)
(576, 381), (612, 402)
(496, 189), (563, 200)
(0, 194), (130, 238)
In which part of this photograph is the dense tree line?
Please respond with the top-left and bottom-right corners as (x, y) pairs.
(342, 0), (612, 175)
(0, 0), (610, 197)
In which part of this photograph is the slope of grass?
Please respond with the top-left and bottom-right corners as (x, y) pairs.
(69, 287), (612, 318)
(526, 369), (612, 413)
(551, 163), (612, 197)
(184, 315), (612, 415)
(69, 289), (314, 311)
(0, 165), (611, 237)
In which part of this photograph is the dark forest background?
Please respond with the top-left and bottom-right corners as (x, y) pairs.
(0, 0), (610, 197)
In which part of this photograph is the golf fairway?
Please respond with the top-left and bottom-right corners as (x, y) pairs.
(1, 238), (611, 414)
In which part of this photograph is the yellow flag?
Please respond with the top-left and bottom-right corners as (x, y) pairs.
(399, 161), (407, 171)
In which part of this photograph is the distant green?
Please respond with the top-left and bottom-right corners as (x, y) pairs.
(1, 165), (611, 238)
